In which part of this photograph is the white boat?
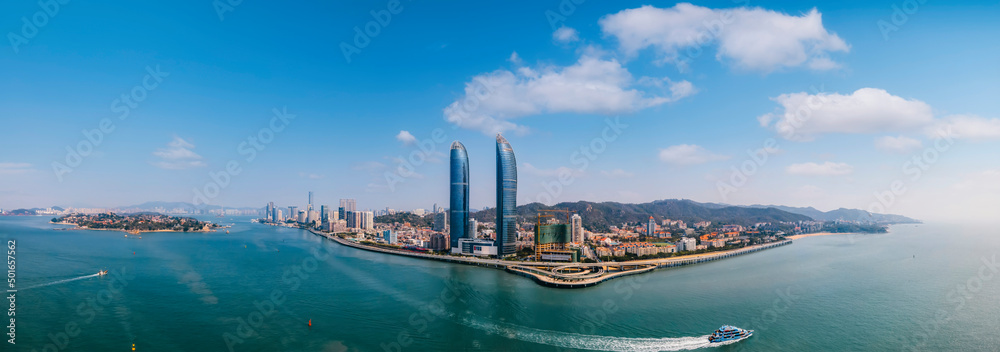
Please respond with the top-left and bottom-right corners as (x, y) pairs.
(708, 325), (753, 343)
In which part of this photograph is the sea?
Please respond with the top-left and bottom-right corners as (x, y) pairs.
(2, 215), (998, 351)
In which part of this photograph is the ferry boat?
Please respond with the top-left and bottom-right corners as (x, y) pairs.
(708, 325), (753, 343)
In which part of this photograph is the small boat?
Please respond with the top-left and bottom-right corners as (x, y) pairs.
(708, 325), (753, 343)
(98, 270), (108, 276)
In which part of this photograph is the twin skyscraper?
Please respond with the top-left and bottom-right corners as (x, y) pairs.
(449, 134), (518, 257)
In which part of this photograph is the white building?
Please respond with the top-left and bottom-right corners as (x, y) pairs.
(468, 218), (478, 238)
(454, 238), (496, 256)
(678, 237), (698, 251)
(571, 214), (583, 243)
(359, 211), (374, 230)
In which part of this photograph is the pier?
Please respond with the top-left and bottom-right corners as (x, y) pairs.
(310, 229), (792, 288)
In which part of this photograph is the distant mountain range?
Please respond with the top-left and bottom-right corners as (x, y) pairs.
(2, 202), (257, 215)
(469, 199), (919, 231)
(118, 201), (251, 211)
(743, 204), (919, 224)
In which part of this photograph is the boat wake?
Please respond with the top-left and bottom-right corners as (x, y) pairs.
(20, 273), (102, 291)
(461, 317), (740, 351)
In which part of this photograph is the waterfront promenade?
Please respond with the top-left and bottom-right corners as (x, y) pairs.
(309, 228), (792, 288)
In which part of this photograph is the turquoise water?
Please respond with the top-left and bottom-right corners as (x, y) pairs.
(2, 216), (998, 351)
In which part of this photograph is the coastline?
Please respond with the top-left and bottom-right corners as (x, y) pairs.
(309, 228), (793, 288)
(788, 232), (857, 240)
(50, 221), (215, 233)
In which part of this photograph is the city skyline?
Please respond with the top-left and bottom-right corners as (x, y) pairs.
(1, 2), (997, 223)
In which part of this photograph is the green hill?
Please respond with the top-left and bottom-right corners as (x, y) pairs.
(471, 199), (811, 232)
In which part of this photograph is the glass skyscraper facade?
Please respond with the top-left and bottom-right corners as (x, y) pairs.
(449, 141), (469, 249)
(495, 134), (517, 257)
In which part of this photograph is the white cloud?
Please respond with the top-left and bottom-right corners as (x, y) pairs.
(875, 135), (923, 154)
(508, 51), (523, 65)
(786, 161), (853, 176)
(553, 26), (580, 43)
(599, 4), (849, 73)
(152, 137), (206, 170)
(658, 144), (729, 165)
(396, 130), (417, 145)
(444, 55), (695, 135)
(601, 169), (634, 178)
(928, 115), (1000, 140)
(758, 88), (934, 141)
(0, 162), (33, 174)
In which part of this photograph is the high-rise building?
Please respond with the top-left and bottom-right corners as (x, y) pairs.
(340, 199), (356, 212)
(449, 141), (469, 249)
(647, 216), (656, 237)
(339, 199), (355, 221)
(571, 214), (583, 243)
(360, 211), (374, 231)
(433, 212), (448, 232)
(495, 134), (518, 257)
(288, 206), (298, 222)
(321, 205), (329, 222)
(346, 211), (357, 228)
(534, 211), (577, 262)
(275, 209), (283, 222)
(308, 191), (314, 211)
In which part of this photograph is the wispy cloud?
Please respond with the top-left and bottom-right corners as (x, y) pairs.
(553, 26), (579, 43)
(786, 161), (853, 176)
(600, 169), (634, 178)
(658, 144), (729, 165)
(151, 137), (205, 170)
(298, 172), (325, 180)
(352, 161), (386, 171)
(0, 163), (34, 174)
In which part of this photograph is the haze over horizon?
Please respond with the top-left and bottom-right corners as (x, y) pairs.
(2, 1), (997, 223)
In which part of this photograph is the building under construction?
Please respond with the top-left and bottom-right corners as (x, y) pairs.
(534, 210), (580, 262)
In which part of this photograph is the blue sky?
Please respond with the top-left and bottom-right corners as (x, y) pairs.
(1, 1), (997, 222)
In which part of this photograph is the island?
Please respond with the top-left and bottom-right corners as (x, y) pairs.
(52, 213), (219, 233)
